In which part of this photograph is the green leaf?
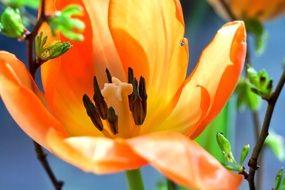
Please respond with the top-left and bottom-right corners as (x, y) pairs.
(275, 168), (284, 189)
(156, 181), (167, 190)
(35, 32), (72, 62)
(245, 19), (267, 55)
(48, 4), (85, 41)
(239, 144), (250, 165)
(41, 41), (72, 60)
(236, 78), (261, 111)
(265, 131), (285, 162)
(223, 162), (243, 172)
(281, 177), (285, 190)
(247, 65), (273, 99)
(1, 0), (39, 9)
(62, 4), (83, 16)
(0, 7), (26, 38)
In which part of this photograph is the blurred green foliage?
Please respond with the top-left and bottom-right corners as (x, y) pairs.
(0, 7), (26, 38)
(0, 0), (39, 9)
(49, 4), (85, 41)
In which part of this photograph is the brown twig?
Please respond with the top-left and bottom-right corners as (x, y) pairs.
(247, 70), (285, 190)
(245, 41), (263, 190)
(34, 142), (64, 190)
(26, 0), (48, 76)
(25, 1), (64, 189)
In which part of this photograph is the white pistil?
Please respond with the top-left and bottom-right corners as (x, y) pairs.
(101, 77), (137, 137)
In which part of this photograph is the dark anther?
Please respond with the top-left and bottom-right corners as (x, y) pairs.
(105, 68), (112, 83)
(131, 95), (145, 125)
(128, 74), (147, 125)
(93, 76), (108, 119)
(128, 67), (134, 84)
(82, 94), (104, 131)
(128, 78), (138, 110)
(107, 107), (118, 135)
(139, 76), (147, 114)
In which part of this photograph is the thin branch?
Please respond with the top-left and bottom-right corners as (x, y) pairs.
(25, 1), (64, 189)
(246, 57), (264, 188)
(246, 42), (263, 190)
(251, 112), (260, 138)
(26, 0), (47, 76)
(34, 142), (64, 190)
(251, 111), (263, 190)
(247, 70), (285, 190)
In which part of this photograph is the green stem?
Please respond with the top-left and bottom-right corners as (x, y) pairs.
(125, 169), (145, 190)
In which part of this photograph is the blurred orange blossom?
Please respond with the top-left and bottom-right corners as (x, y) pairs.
(0, 0), (247, 189)
(208, 0), (285, 21)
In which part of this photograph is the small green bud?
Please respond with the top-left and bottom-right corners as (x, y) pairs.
(39, 41), (72, 61)
(0, 7), (26, 38)
(265, 131), (285, 162)
(35, 32), (72, 62)
(247, 65), (273, 99)
(247, 65), (258, 85)
(239, 144), (250, 165)
(275, 168), (284, 189)
(216, 133), (231, 153)
(216, 133), (235, 162)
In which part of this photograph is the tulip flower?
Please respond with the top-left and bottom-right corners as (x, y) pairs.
(208, 0), (285, 21)
(0, 0), (247, 189)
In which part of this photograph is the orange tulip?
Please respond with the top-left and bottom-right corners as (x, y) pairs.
(0, 0), (247, 189)
(208, 0), (285, 21)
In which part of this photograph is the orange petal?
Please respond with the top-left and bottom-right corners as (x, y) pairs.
(208, 0), (285, 21)
(128, 132), (243, 190)
(82, 0), (125, 82)
(0, 51), (66, 148)
(108, 0), (189, 126)
(42, 0), (94, 94)
(158, 21), (246, 137)
(47, 129), (147, 173)
(41, 0), (108, 136)
(231, 0), (285, 21)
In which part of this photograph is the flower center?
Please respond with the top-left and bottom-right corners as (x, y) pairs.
(82, 68), (147, 138)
